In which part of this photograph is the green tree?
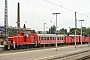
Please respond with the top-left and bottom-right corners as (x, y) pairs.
(31, 29), (36, 33)
(48, 25), (56, 34)
(69, 28), (80, 35)
(37, 31), (42, 34)
(9, 31), (15, 36)
(60, 28), (67, 34)
(84, 27), (90, 34)
(46, 31), (49, 34)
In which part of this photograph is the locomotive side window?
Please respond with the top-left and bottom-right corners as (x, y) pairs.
(60, 37), (62, 40)
(22, 33), (25, 36)
(62, 37), (64, 40)
(60, 37), (61, 40)
(50, 37), (52, 40)
(39, 37), (40, 40)
(53, 37), (54, 40)
(43, 37), (46, 40)
(44, 37), (46, 40)
(55, 37), (56, 40)
(59, 37), (63, 40)
(41, 37), (43, 40)
(34, 37), (35, 39)
(57, 37), (59, 40)
(47, 37), (49, 40)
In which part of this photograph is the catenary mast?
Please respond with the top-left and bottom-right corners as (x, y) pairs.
(74, 12), (77, 48)
(4, 0), (8, 42)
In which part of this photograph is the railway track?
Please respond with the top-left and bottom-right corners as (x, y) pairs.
(53, 50), (90, 60)
(76, 55), (90, 60)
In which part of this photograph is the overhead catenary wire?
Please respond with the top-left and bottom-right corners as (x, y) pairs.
(44, 0), (89, 18)
(22, 0), (66, 18)
(25, 2), (53, 11)
(73, 0), (90, 9)
(1, 0), (90, 29)
(1, 0), (89, 19)
(0, 1), (54, 25)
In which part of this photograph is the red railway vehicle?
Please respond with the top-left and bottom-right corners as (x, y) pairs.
(65, 35), (80, 44)
(5, 31), (89, 49)
(31, 34), (65, 46)
(84, 36), (89, 43)
(65, 36), (73, 44)
(6, 31), (66, 49)
(81, 36), (88, 43)
(7, 31), (37, 49)
(71, 35), (80, 44)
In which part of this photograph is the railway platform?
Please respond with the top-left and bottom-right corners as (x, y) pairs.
(0, 44), (90, 60)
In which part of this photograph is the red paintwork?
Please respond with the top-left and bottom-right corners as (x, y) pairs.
(7, 31), (89, 46)
(65, 36), (73, 44)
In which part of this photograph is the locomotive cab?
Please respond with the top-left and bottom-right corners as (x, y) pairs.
(20, 31), (31, 37)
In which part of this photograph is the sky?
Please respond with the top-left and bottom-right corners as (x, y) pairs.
(0, 0), (90, 32)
